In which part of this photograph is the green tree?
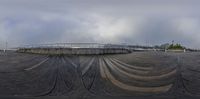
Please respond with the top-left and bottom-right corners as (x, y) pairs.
(168, 43), (184, 50)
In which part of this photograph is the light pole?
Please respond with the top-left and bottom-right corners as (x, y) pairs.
(6, 42), (7, 51)
(4, 41), (7, 52)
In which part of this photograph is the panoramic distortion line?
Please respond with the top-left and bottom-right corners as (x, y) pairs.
(100, 58), (173, 93)
(108, 58), (150, 75)
(104, 58), (177, 81)
(111, 58), (153, 70)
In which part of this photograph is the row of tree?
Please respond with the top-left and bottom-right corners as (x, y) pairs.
(154, 42), (185, 50)
(167, 43), (185, 50)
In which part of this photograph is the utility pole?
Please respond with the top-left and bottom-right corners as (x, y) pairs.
(6, 42), (7, 51)
(3, 41), (7, 53)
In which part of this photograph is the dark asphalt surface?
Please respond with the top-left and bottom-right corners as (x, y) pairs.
(0, 51), (200, 99)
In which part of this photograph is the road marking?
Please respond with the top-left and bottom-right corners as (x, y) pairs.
(24, 57), (49, 71)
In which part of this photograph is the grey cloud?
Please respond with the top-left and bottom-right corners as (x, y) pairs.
(0, 0), (200, 49)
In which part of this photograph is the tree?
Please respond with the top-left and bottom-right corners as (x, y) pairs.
(167, 43), (185, 50)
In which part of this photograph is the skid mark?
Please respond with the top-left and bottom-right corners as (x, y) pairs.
(24, 57), (49, 71)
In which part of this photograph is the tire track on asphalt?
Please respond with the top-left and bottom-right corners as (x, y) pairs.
(108, 58), (150, 75)
(81, 57), (97, 92)
(60, 57), (75, 94)
(98, 57), (114, 96)
(34, 57), (59, 97)
(104, 57), (177, 81)
(109, 57), (178, 77)
(111, 58), (153, 70)
(24, 57), (49, 71)
(100, 57), (173, 93)
(81, 57), (95, 76)
(169, 56), (200, 97)
(64, 56), (78, 68)
(43, 56), (75, 96)
(180, 68), (200, 96)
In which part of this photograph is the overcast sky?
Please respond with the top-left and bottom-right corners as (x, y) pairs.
(0, 0), (200, 48)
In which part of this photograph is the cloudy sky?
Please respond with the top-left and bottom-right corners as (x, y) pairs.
(0, 0), (200, 48)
